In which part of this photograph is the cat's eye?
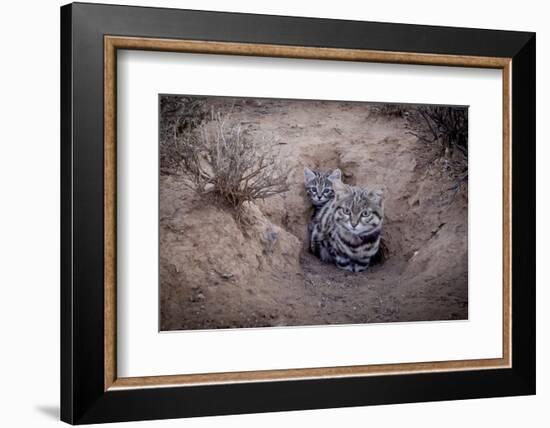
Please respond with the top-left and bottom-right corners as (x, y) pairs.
(361, 209), (371, 217)
(309, 187), (317, 194)
(323, 189), (332, 194)
(341, 207), (351, 215)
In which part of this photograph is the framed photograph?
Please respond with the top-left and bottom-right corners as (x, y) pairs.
(61, 2), (535, 424)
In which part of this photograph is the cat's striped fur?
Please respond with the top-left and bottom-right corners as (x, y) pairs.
(310, 183), (384, 272)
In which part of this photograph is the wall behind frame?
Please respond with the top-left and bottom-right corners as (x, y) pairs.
(0, 1), (545, 427)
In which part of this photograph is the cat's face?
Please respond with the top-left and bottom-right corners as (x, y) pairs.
(304, 168), (342, 207)
(333, 186), (384, 234)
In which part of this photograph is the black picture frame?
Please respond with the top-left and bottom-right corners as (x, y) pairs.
(61, 2), (535, 424)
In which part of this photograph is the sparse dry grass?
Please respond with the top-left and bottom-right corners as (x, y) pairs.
(370, 104), (408, 117)
(160, 96), (207, 173)
(178, 111), (290, 213)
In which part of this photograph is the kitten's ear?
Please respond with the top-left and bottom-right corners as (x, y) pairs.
(367, 189), (384, 205)
(304, 167), (316, 183)
(328, 168), (342, 182)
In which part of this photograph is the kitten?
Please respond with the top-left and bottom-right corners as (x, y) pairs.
(304, 167), (342, 212)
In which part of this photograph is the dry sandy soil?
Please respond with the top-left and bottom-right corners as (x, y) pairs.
(159, 97), (468, 331)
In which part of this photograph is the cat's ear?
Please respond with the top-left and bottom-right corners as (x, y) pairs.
(332, 179), (348, 195)
(328, 168), (342, 182)
(366, 189), (384, 205)
(303, 167), (316, 183)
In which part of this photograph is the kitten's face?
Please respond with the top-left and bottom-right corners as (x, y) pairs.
(304, 168), (342, 207)
(334, 186), (384, 234)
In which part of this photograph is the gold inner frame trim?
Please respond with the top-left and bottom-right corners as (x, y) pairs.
(104, 35), (512, 391)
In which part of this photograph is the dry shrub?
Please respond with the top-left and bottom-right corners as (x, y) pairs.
(408, 106), (468, 158)
(406, 106), (468, 192)
(178, 112), (290, 212)
(160, 96), (207, 174)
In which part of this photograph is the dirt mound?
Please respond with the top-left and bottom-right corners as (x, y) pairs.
(160, 176), (313, 330)
(160, 99), (468, 330)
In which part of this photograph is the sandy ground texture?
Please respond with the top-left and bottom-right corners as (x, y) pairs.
(159, 97), (468, 331)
